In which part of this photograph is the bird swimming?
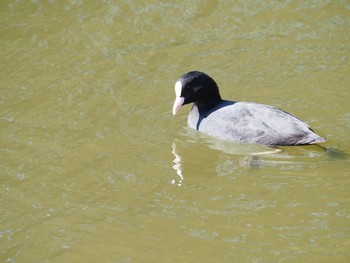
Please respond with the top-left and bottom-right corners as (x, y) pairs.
(172, 71), (326, 146)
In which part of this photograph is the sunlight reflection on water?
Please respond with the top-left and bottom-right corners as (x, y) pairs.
(171, 142), (184, 186)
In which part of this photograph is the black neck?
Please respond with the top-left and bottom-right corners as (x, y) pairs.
(196, 96), (223, 115)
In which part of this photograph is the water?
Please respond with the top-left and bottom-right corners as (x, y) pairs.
(1, 1), (350, 262)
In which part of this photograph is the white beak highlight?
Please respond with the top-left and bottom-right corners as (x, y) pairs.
(172, 96), (185, 115)
(172, 81), (184, 116)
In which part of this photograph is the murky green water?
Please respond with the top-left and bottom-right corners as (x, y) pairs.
(1, 1), (350, 262)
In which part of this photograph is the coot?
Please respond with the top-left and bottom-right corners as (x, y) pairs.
(172, 71), (326, 146)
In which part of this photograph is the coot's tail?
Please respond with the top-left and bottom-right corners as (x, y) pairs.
(310, 136), (326, 144)
(305, 134), (326, 145)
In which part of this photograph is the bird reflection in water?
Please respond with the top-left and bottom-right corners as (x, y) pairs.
(171, 142), (183, 186)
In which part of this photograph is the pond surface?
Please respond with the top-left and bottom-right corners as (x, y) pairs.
(1, 1), (350, 262)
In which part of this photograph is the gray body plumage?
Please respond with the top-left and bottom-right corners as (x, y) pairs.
(188, 100), (325, 145)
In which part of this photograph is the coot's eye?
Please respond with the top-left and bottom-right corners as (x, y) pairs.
(193, 86), (201, 92)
